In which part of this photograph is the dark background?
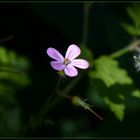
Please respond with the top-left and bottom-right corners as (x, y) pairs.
(0, 2), (139, 138)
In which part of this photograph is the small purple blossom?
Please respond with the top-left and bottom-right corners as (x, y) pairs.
(46, 44), (89, 77)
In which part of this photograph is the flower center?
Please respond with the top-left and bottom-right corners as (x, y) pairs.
(63, 58), (71, 65)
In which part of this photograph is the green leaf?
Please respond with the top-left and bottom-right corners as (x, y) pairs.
(88, 78), (140, 117)
(0, 47), (30, 93)
(0, 47), (9, 64)
(122, 5), (140, 37)
(0, 46), (30, 136)
(131, 89), (140, 98)
(89, 56), (133, 87)
(122, 23), (140, 36)
(127, 7), (140, 25)
(104, 97), (125, 121)
(127, 5), (140, 26)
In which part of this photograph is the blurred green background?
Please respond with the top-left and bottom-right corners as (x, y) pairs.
(0, 2), (139, 138)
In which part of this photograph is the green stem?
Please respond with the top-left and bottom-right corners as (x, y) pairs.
(31, 77), (63, 128)
(110, 47), (130, 59)
(110, 39), (140, 59)
(24, 3), (140, 132)
(82, 2), (93, 47)
(87, 107), (103, 120)
(40, 72), (84, 114)
(26, 37), (140, 131)
(25, 73), (84, 130)
(43, 77), (62, 105)
(25, 3), (94, 130)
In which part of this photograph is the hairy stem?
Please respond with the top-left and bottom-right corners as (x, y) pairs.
(87, 107), (103, 120)
(37, 72), (84, 117)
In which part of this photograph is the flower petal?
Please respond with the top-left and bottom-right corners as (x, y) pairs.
(47, 47), (64, 61)
(50, 61), (65, 71)
(64, 64), (78, 77)
(71, 59), (89, 69)
(65, 44), (81, 60)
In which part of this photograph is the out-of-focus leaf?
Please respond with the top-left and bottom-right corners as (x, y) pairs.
(0, 72), (29, 86)
(0, 84), (14, 97)
(122, 4), (140, 37)
(0, 46), (30, 136)
(9, 51), (29, 71)
(0, 47), (9, 64)
(0, 106), (21, 136)
(62, 121), (76, 137)
(122, 23), (140, 36)
(44, 118), (54, 126)
(89, 56), (133, 87)
(131, 89), (140, 98)
(0, 46), (29, 71)
(5, 107), (21, 132)
(60, 117), (89, 137)
(127, 7), (140, 25)
(87, 78), (140, 120)
(0, 46), (30, 95)
(104, 97), (125, 121)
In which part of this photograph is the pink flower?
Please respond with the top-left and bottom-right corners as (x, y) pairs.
(46, 44), (89, 77)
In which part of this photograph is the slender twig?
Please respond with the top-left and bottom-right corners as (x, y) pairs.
(39, 72), (84, 114)
(29, 76), (63, 128)
(82, 2), (94, 47)
(87, 107), (103, 120)
(24, 72), (84, 131)
(110, 39), (140, 59)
